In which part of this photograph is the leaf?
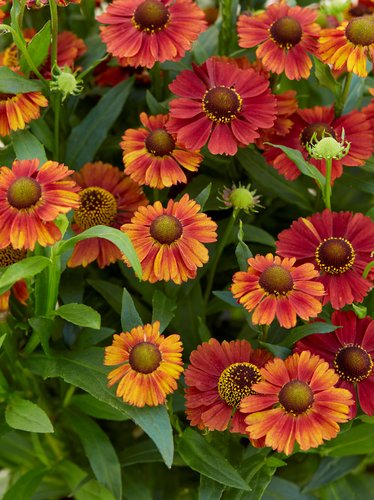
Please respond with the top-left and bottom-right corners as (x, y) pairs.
(0, 66), (44, 93)
(178, 428), (250, 491)
(0, 144), (15, 167)
(195, 183), (212, 211)
(281, 322), (340, 348)
(30, 118), (54, 153)
(263, 477), (314, 500)
(5, 397), (54, 433)
(53, 304), (101, 329)
(65, 78), (134, 167)
(0, 333), (6, 350)
(152, 290), (176, 332)
(145, 90), (168, 114)
(120, 440), (163, 467)
(302, 456), (364, 493)
(67, 411), (122, 500)
(55, 225), (141, 279)
(235, 220), (252, 271)
(213, 290), (241, 308)
(323, 423), (374, 456)
(122, 287), (143, 331)
(28, 316), (54, 356)
(11, 130), (48, 164)
(3, 465), (48, 500)
(25, 348), (174, 467)
(71, 394), (129, 421)
(0, 256), (50, 295)
(313, 57), (339, 93)
(87, 279), (122, 314)
(199, 476), (225, 500)
(259, 342), (291, 359)
(19, 22), (51, 74)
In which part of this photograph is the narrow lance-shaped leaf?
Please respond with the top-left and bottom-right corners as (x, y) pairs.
(0, 256), (51, 295)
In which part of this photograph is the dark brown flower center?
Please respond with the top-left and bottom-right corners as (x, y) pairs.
(0, 93), (15, 101)
(74, 187), (117, 229)
(279, 380), (314, 415)
(132, 0), (170, 33)
(259, 265), (294, 295)
(202, 86), (242, 123)
(7, 177), (42, 209)
(145, 129), (175, 156)
(300, 123), (336, 148)
(218, 362), (261, 408)
(315, 237), (355, 275)
(150, 214), (183, 244)
(334, 345), (373, 382)
(269, 16), (302, 49)
(349, 5), (372, 18)
(345, 17), (374, 46)
(129, 341), (162, 374)
(0, 245), (26, 267)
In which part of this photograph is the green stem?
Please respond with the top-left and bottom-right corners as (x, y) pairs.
(62, 385), (75, 408)
(324, 158), (332, 210)
(261, 324), (269, 342)
(49, 0), (58, 69)
(204, 213), (237, 305)
(335, 72), (353, 117)
(363, 260), (374, 279)
(53, 93), (60, 161)
(218, 0), (233, 56)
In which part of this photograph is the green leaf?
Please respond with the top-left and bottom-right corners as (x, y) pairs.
(259, 342), (291, 359)
(0, 144), (15, 167)
(145, 90), (168, 114)
(5, 398), (54, 433)
(122, 287), (143, 331)
(19, 22), (51, 75)
(281, 323), (340, 348)
(0, 256), (50, 295)
(71, 394), (129, 421)
(0, 66), (44, 93)
(213, 290), (240, 308)
(11, 130), (47, 164)
(195, 183), (212, 211)
(0, 333), (6, 350)
(67, 411), (122, 500)
(199, 476), (225, 500)
(53, 304), (101, 329)
(152, 290), (176, 332)
(55, 225), (141, 279)
(25, 348), (174, 467)
(235, 220), (252, 271)
(87, 279), (122, 314)
(65, 78), (134, 168)
(28, 316), (54, 356)
(30, 118), (54, 153)
(263, 477), (313, 500)
(323, 423), (374, 456)
(3, 465), (48, 500)
(313, 57), (339, 93)
(120, 440), (163, 467)
(303, 456), (364, 493)
(178, 428), (250, 491)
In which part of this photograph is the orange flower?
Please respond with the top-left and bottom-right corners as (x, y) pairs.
(105, 321), (183, 407)
(68, 161), (148, 268)
(0, 159), (79, 250)
(0, 92), (48, 137)
(231, 254), (324, 329)
(121, 113), (203, 189)
(241, 351), (354, 455)
(121, 194), (217, 284)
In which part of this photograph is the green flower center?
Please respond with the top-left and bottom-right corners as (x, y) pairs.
(259, 265), (294, 295)
(300, 123), (336, 149)
(150, 214), (183, 244)
(129, 341), (162, 374)
(132, 0), (170, 33)
(0, 245), (26, 267)
(202, 86), (242, 124)
(269, 16), (302, 49)
(74, 187), (117, 229)
(334, 345), (373, 382)
(7, 177), (42, 209)
(218, 362), (261, 408)
(145, 129), (176, 157)
(315, 237), (355, 275)
(345, 17), (374, 46)
(279, 380), (314, 415)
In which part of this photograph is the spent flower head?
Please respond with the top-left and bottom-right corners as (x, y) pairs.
(219, 183), (262, 214)
(306, 129), (350, 160)
(50, 65), (84, 101)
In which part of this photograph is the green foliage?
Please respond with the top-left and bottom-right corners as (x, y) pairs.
(53, 303), (101, 329)
(5, 398), (53, 433)
(0, 67), (44, 93)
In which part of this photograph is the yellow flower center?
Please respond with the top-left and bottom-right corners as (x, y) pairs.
(129, 341), (162, 373)
(269, 16), (302, 49)
(74, 187), (117, 230)
(150, 214), (183, 244)
(300, 123), (336, 149)
(132, 0), (170, 33)
(202, 86), (242, 124)
(345, 17), (374, 46)
(259, 265), (294, 295)
(145, 129), (176, 157)
(7, 177), (42, 209)
(0, 245), (26, 267)
(218, 362), (261, 408)
(315, 237), (355, 275)
(2, 44), (19, 68)
(279, 380), (314, 415)
(334, 344), (373, 382)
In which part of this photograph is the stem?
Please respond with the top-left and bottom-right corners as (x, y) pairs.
(62, 385), (75, 408)
(335, 72), (353, 117)
(49, 0), (59, 69)
(324, 158), (332, 210)
(218, 0), (233, 56)
(204, 213), (237, 305)
(261, 324), (269, 342)
(53, 93), (60, 161)
(363, 260), (374, 279)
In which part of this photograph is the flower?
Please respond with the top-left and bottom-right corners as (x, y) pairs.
(296, 311), (374, 417)
(41, 31), (87, 79)
(0, 245), (28, 315)
(97, 0), (206, 68)
(167, 58), (276, 156)
(231, 254), (324, 329)
(121, 112), (203, 189)
(305, 133), (350, 160)
(68, 161), (148, 268)
(220, 183), (262, 214)
(0, 92), (48, 137)
(240, 351), (354, 455)
(121, 194), (217, 284)
(184, 338), (273, 434)
(0, 159), (80, 251)
(319, 16), (374, 77)
(237, 3), (320, 80)
(104, 321), (183, 407)
(264, 106), (373, 182)
(276, 210), (374, 309)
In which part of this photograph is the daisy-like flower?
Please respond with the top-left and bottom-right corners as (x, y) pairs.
(121, 194), (217, 284)
(68, 162), (148, 268)
(105, 321), (183, 407)
(264, 106), (373, 181)
(167, 58), (276, 156)
(319, 16), (374, 77)
(296, 311), (374, 418)
(41, 31), (87, 79)
(121, 112), (203, 189)
(0, 92), (48, 137)
(97, 0), (207, 69)
(231, 254), (324, 329)
(184, 338), (273, 434)
(276, 210), (374, 309)
(237, 3), (320, 80)
(240, 351), (353, 455)
(0, 159), (80, 250)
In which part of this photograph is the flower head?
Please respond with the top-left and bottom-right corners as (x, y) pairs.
(50, 66), (84, 101)
(305, 131), (351, 160)
(231, 254), (324, 329)
(121, 194), (217, 283)
(0, 92), (48, 137)
(240, 351), (354, 455)
(105, 321), (183, 407)
(220, 183), (262, 214)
